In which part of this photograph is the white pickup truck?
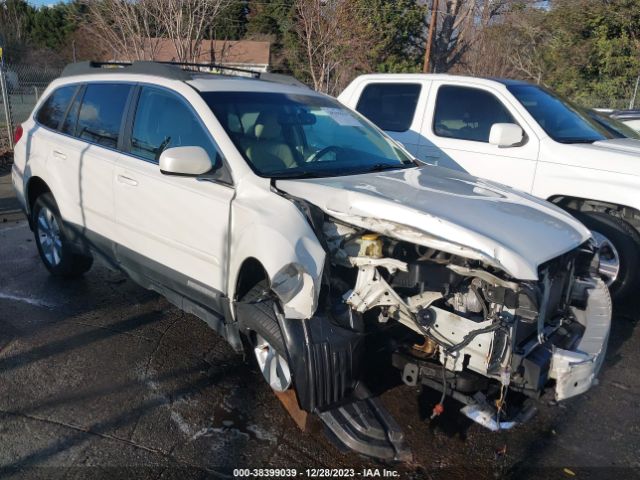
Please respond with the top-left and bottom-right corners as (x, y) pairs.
(339, 74), (640, 299)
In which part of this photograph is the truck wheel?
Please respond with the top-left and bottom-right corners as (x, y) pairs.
(572, 211), (640, 300)
(32, 193), (93, 277)
(239, 281), (292, 392)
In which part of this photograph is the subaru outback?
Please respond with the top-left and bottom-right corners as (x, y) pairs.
(11, 61), (611, 460)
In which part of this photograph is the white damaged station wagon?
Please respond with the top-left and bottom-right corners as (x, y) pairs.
(12, 62), (611, 460)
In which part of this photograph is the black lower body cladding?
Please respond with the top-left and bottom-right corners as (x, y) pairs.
(279, 315), (365, 412)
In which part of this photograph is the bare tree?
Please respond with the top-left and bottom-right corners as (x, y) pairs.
(293, 0), (373, 95)
(80, 0), (231, 62)
(149, 0), (231, 62)
(80, 0), (159, 61)
(505, 10), (552, 85)
(429, 0), (511, 73)
(0, 0), (34, 60)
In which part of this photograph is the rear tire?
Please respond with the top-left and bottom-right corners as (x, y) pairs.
(572, 210), (640, 300)
(239, 281), (292, 392)
(32, 193), (93, 277)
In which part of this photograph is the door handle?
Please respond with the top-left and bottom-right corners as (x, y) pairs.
(52, 150), (66, 160)
(117, 174), (138, 186)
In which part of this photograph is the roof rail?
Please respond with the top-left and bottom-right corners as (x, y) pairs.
(62, 61), (195, 80)
(60, 60), (309, 88)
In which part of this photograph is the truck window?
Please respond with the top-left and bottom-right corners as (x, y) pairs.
(355, 83), (421, 132)
(434, 85), (515, 143)
(508, 84), (610, 143)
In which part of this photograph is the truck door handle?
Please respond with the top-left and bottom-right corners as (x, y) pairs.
(117, 174), (138, 186)
(52, 150), (66, 160)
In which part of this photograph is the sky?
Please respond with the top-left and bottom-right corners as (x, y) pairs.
(28, 0), (67, 6)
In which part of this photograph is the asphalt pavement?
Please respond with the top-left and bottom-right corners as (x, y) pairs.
(0, 169), (638, 479)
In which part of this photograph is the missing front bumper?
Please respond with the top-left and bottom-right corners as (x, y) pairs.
(393, 278), (612, 430)
(550, 278), (611, 401)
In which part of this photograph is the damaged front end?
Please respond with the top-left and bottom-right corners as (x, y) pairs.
(294, 212), (611, 448)
(263, 187), (611, 460)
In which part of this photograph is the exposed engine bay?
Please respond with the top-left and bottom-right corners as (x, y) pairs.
(317, 216), (611, 431)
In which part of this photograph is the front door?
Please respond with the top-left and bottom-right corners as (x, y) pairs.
(114, 86), (233, 310)
(418, 82), (539, 193)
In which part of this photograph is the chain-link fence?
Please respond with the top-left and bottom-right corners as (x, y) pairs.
(0, 62), (64, 153)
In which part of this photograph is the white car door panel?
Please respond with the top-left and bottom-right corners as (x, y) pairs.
(52, 138), (117, 241)
(114, 85), (232, 299)
(42, 83), (126, 241)
(418, 82), (540, 193)
(115, 157), (232, 294)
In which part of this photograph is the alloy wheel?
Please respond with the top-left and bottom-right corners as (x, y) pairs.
(253, 333), (292, 392)
(591, 230), (620, 287)
(37, 206), (62, 267)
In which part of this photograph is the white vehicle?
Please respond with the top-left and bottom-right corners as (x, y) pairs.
(609, 110), (640, 133)
(12, 62), (610, 460)
(339, 74), (640, 299)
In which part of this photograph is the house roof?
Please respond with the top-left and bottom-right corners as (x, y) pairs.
(143, 39), (270, 67)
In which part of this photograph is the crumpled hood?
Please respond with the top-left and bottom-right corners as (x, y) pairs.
(277, 165), (590, 280)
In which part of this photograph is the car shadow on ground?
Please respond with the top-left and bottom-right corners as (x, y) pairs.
(0, 367), (245, 477)
(1, 211), (639, 479)
(0, 310), (162, 375)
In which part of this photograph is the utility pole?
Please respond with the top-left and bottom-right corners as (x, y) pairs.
(629, 74), (640, 110)
(423, 0), (439, 73)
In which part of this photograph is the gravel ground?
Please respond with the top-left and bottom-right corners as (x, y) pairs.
(0, 171), (639, 480)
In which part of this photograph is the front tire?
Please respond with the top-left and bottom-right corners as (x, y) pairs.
(33, 193), (93, 277)
(239, 281), (292, 392)
(572, 210), (640, 300)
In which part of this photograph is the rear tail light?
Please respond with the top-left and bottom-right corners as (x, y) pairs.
(13, 124), (23, 145)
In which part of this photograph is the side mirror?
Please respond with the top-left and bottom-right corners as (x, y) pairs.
(159, 146), (213, 176)
(489, 123), (524, 147)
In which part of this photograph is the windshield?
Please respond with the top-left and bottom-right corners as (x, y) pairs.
(507, 85), (614, 143)
(201, 91), (413, 178)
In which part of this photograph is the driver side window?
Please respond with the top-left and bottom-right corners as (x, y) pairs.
(433, 85), (515, 143)
(131, 87), (221, 164)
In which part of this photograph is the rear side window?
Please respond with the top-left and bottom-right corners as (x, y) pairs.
(77, 83), (131, 149)
(433, 85), (515, 143)
(130, 86), (220, 164)
(355, 83), (421, 132)
(36, 85), (77, 130)
(61, 88), (82, 136)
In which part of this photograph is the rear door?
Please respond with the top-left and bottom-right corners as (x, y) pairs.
(353, 82), (427, 155)
(34, 84), (81, 221)
(418, 82), (539, 192)
(42, 82), (132, 250)
(71, 83), (133, 245)
(114, 85), (233, 310)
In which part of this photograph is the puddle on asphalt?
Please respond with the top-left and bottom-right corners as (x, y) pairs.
(189, 400), (277, 443)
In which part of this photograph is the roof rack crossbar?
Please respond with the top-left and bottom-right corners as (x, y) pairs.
(155, 61), (261, 78)
(60, 60), (309, 88)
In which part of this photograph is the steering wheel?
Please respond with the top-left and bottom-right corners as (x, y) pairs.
(306, 145), (340, 163)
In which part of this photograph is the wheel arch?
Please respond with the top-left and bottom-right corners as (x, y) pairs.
(25, 176), (51, 226)
(548, 195), (640, 232)
(234, 257), (270, 302)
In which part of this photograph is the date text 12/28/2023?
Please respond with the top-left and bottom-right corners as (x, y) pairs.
(232, 468), (401, 478)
